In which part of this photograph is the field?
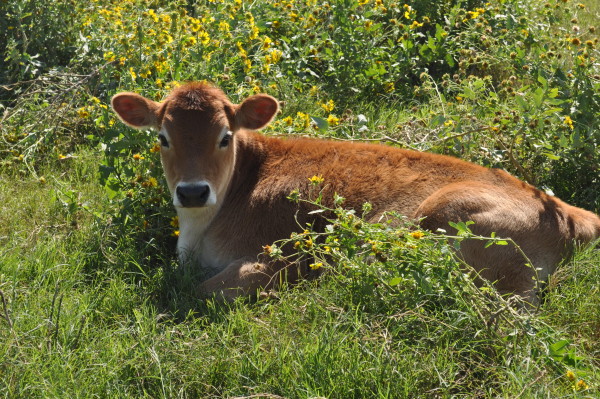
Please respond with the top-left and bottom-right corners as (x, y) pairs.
(1, 0), (599, 397)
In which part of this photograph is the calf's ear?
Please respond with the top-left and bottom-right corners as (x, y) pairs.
(111, 93), (160, 129)
(235, 94), (279, 130)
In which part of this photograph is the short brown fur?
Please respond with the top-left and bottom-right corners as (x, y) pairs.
(111, 82), (600, 303)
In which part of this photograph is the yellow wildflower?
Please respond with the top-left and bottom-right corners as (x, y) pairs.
(132, 153), (144, 160)
(189, 17), (201, 32)
(170, 216), (179, 228)
(103, 51), (116, 62)
(320, 99), (335, 113)
(296, 112), (311, 128)
(150, 142), (161, 153)
(243, 58), (252, 72)
(309, 262), (323, 270)
(410, 20), (424, 29)
(403, 4), (414, 19)
(564, 116), (574, 130)
(160, 13), (171, 24)
(148, 9), (158, 23)
(262, 36), (273, 49)
(77, 107), (90, 118)
(185, 36), (197, 47)
(198, 30), (210, 46)
(249, 25), (259, 40)
(308, 175), (324, 185)
(146, 177), (158, 188)
(218, 21), (230, 32)
(237, 41), (247, 57)
(575, 379), (588, 391)
(327, 114), (340, 126)
(269, 49), (282, 63)
(410, 231), (425, 239)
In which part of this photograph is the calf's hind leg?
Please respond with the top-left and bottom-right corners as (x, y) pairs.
(415, 183), (565, 304)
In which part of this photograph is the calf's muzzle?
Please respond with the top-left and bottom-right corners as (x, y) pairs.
(176, 182), (211, 207)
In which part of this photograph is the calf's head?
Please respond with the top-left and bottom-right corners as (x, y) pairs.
(111, 83), (279, 209)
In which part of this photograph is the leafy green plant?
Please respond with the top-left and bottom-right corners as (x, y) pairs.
(0, 0), (83, 84)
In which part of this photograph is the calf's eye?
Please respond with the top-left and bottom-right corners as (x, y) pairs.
(158, 134), (169, 148)
(219, 131), (233, 148)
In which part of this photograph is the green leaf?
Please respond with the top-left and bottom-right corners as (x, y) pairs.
(533, 87), (545, 108)
(449, 221), (474, 236)
(537, 74), (548, 89)
(427, 36), (437, 51)
(462, 86), (476, 100)
(515, 95), (529, 111)
(430, 114), (446, 128)
(543, 152), (560, 160)
(388, 277), (403, 286)
(549, 339), (570, 358)
(310, 116), (328, 132)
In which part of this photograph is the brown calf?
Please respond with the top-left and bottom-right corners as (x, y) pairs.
(111, 82), (600, 303)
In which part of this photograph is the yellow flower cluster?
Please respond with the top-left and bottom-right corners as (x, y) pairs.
(320, 99), (335, 113)
(563, 115), (574, 130)
(308, 175), (324, 185)
(327, 114), (340, 126)
(296, 112), (311, 129)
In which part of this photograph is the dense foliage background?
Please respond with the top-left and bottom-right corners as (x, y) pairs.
(0, 0), (599, 397)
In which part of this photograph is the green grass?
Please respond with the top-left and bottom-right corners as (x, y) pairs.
(1, 0), (599, 397)
(1, 154), (598, 397)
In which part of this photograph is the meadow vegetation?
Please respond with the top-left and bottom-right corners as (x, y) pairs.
(0, 0), (599, 397)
